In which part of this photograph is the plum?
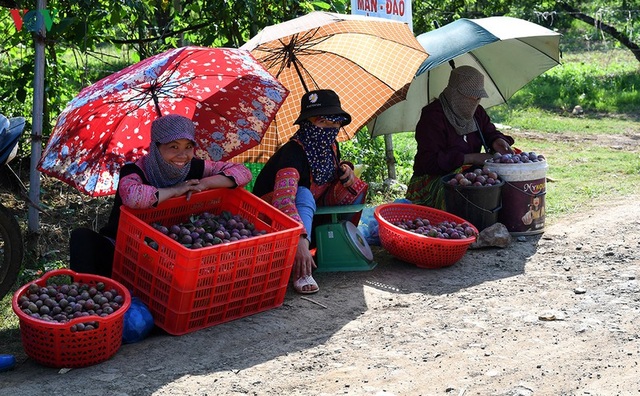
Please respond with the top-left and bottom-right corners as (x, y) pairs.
(464, 172), (477, 182)
(154, 210), (269, 249)
(18, 280), (126, 330)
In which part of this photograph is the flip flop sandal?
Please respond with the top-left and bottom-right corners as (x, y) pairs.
(293, 275), (319, 294)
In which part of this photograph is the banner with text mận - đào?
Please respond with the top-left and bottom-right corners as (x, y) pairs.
(351, 0), (413, 32)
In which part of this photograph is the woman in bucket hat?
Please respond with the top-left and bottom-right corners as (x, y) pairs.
(407, 65), (515, 209)
(69, 114), (252, 277)
(252, 89), (368, 294)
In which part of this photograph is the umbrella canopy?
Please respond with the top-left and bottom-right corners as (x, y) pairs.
(235, 11), (428, 162)
(38, 46), (288, 196)
(368, 16), (561, 136)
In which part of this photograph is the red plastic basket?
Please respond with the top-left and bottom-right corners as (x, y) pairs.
(11, 269), (131, 368)
(111, 188), (303, 336)
(374, 203), (478, 269)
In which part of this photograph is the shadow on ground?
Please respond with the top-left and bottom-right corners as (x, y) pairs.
(0, 234), (540, 395)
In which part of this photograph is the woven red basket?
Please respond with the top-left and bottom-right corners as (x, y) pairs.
(12, 269), (131, 368)
(374, 203), (478, 269)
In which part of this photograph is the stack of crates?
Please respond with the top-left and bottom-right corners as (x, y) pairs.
(111, 188), (303, 335)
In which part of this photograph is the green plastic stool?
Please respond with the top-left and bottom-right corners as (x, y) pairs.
(314, 204), (377, 272)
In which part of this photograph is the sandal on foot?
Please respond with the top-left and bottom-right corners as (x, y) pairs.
(293, 275), (319, 294)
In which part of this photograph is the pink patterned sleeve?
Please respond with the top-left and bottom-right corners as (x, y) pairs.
(204, 160), (252, 188)
(118, 173), (160, 209)
(270, 167), (302, 223)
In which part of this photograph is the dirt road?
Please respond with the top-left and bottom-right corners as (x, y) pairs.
(1, 195), (639, 395)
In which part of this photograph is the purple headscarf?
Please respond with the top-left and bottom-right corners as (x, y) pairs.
(143, 115), (196, 188)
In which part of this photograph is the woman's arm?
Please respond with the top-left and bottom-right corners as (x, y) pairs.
(413, 103), (466, 176)
(160, 161), (253, 202)
(201, 161), (253, 189)
(118, 172), (181, 208)
(475, 106), (515, 151)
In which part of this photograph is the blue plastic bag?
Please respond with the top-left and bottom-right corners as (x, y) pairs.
(357, 206), (380, 246)
(0, 354), (16, 372)
(122, 296), (154, 344)
(357, 199), (413, 246)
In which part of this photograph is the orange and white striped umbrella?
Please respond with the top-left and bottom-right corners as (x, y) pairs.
(235, 11), (428, 163)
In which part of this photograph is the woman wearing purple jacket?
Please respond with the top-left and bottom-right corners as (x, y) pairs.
(407, 66), (515, 209)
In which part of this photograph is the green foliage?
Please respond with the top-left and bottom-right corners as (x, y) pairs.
(389, 132), (417, 183)
(525, 61), (639, 113)
(489, 49), (640, 116)
(0, 0), (346, 129)
(340, 129), (387, 182)
(488, 107), (640, 134)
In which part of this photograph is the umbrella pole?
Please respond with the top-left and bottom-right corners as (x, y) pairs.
(291, 57), (309, 93)
(283, 38), (310, 93)
(152, 92), (162, 117)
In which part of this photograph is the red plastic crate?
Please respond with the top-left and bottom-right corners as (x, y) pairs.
(11, 269), (131, 368)
(111, 188), (303, 335)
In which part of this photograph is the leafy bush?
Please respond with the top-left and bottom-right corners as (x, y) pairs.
(503, 49), (640, 114)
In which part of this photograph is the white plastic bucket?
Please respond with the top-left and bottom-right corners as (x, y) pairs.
(487, 160), (548, 235)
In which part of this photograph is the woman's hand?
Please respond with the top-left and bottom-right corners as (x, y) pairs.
(174, 179), (202, 201)
(339, 164), (356, 188)
(492, 138), (514, 155)
(156, 179), (201, 204)
(159, 175), (237, 204)
(293, 237), (316, 279)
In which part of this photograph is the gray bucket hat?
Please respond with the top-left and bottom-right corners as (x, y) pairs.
(447, 66), (489, 99)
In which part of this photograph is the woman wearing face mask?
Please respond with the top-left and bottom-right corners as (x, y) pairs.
(252, 89), (368, 295)
(407, 65), (515, 210)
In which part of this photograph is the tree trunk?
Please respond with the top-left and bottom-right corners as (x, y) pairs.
(559, 1), (640, 63)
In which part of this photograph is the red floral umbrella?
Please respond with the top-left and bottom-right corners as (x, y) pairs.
(37, 46), (288, 197)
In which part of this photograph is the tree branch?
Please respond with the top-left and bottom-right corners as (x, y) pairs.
(559, 1), (640, 63)
(109, 21), (212, 45)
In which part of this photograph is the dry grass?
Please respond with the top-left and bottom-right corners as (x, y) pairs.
(1, 160), (113, 272)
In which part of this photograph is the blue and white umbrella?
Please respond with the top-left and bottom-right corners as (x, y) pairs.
(368, 16), (561, 136)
